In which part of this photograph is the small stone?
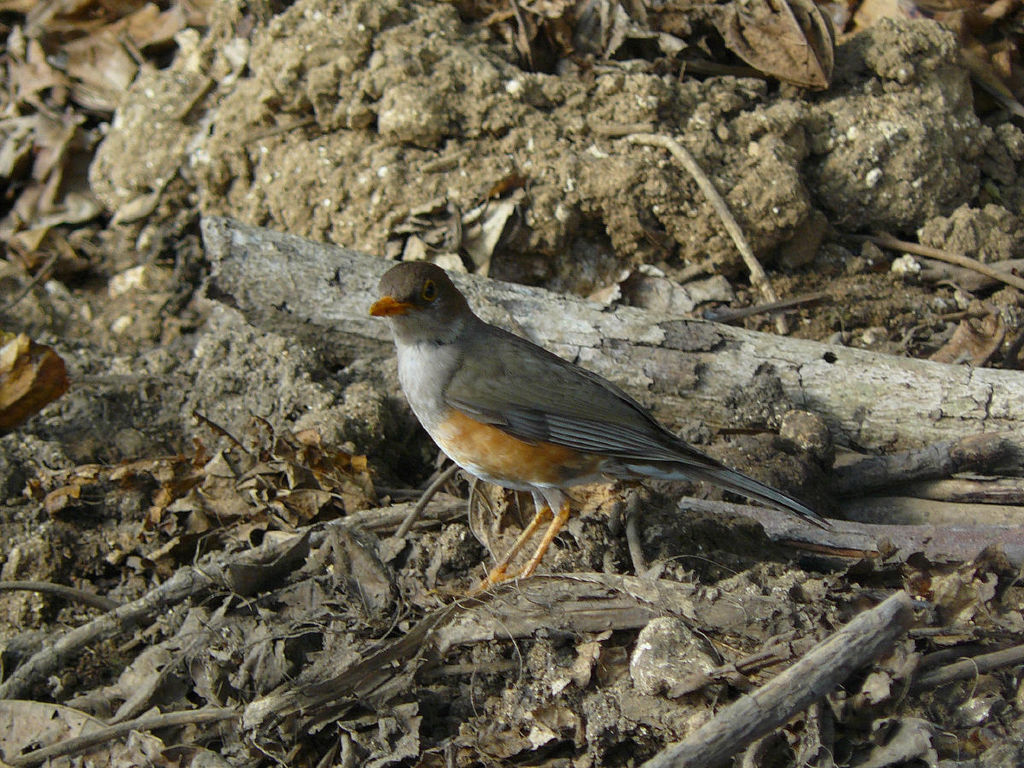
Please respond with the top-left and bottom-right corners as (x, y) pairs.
(779, 410), (834, 467)
(377, 83), (447, 147)
(630, 617), (717, 697)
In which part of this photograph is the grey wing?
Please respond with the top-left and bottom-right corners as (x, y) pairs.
(444, 324), (686, 461)
(445, 322), (830, 528)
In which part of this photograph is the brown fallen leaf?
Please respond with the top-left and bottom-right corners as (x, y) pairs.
(61, 4), (189, 112)
(960, 44), (1024, 120)
(929, 313), (1005, 365)
(9, 37), (71, 105)
(0, 331), (69, 431)
(0, 700), (109, 764)
(717, 0), (835, 89)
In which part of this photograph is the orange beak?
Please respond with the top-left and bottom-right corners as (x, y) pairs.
(369, 295), (413, 317)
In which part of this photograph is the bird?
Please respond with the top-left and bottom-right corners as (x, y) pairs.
(369, 262), (828, 589)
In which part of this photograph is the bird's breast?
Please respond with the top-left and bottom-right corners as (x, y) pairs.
(432, 410), (604, 489)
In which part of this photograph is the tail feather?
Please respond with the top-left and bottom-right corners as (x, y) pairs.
(621, 460), (830, 529)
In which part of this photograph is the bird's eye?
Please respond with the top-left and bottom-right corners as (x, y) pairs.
(421, 279), (437, 302)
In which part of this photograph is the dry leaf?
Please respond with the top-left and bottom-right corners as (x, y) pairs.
(0, 700), (104, 763)
(860, 718), (939, 767)
(0, 331), (69, 430)
(718, 0), (835, 89)
(461, 196), (520, 275)
(929, 314), (1005, 365)
(10, 37), (71, 104)
(591, 265), (736, 313)
(960, 45), (1024, 119)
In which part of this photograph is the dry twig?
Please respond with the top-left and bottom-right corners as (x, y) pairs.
(5, 706), (237, 767)
(863, 232), (1024, 294)
(0, 580), (120, 612)
(394, 462), (461, 539)
(912, 643), (1024, 692)
(626, 133), (788, 334)
(623, 491), (649, 577)
(0, 254), (58, 313)
(703, 291), (829, 323)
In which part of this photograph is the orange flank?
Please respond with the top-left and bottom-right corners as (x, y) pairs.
(435, 409), (601, 486)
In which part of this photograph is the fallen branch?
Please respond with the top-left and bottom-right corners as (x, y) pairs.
(840, 496), (1024, 527)
(900, 477), (1024, 505)
(200, 217), (1024, 454)
(640, 591), (915, 768)
(692, 500), (1024, 567)
(833, 433), (1017, 496)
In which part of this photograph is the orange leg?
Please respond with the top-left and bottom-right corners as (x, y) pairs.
(516, 500), (571, 580)
(475, 504), (552, 592)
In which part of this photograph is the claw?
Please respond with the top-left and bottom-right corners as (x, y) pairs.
(472, 500), (572, 593)
(473, 504), (552, 593)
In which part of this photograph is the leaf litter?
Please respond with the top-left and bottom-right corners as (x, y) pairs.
(2, 0), (1024, 765)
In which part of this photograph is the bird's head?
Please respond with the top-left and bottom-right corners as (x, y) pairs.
(370, 262), (472, 344)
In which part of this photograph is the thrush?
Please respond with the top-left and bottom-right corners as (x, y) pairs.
(370, 262), (827, 589)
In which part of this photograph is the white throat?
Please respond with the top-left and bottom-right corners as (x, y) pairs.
(395, 336), (463, 433)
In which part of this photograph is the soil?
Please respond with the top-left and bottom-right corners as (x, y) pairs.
(2, 0), (1024, 766)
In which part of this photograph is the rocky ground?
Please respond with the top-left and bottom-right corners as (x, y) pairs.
(2, 0), (1024, 765)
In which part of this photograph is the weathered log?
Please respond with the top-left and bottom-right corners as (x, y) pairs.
(200, 217), (1024, 454)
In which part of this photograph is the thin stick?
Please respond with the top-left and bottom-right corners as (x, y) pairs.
(0, 580), (120, 612)
(703, 291), (829, 324)
(5, 706), (237, 767)
(592, 121), (657, 137)
(626, 133), (788, 335)
(862, 232), (1024, 293)
(0, 254), (58, 313)
(640, 591), (915, 768)
(624, 492), (649, 577)
(912, 643), (1024, 692)
(394, 462), (460, 539)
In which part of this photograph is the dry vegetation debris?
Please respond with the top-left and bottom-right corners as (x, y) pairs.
(2, 0), (1024, 765)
